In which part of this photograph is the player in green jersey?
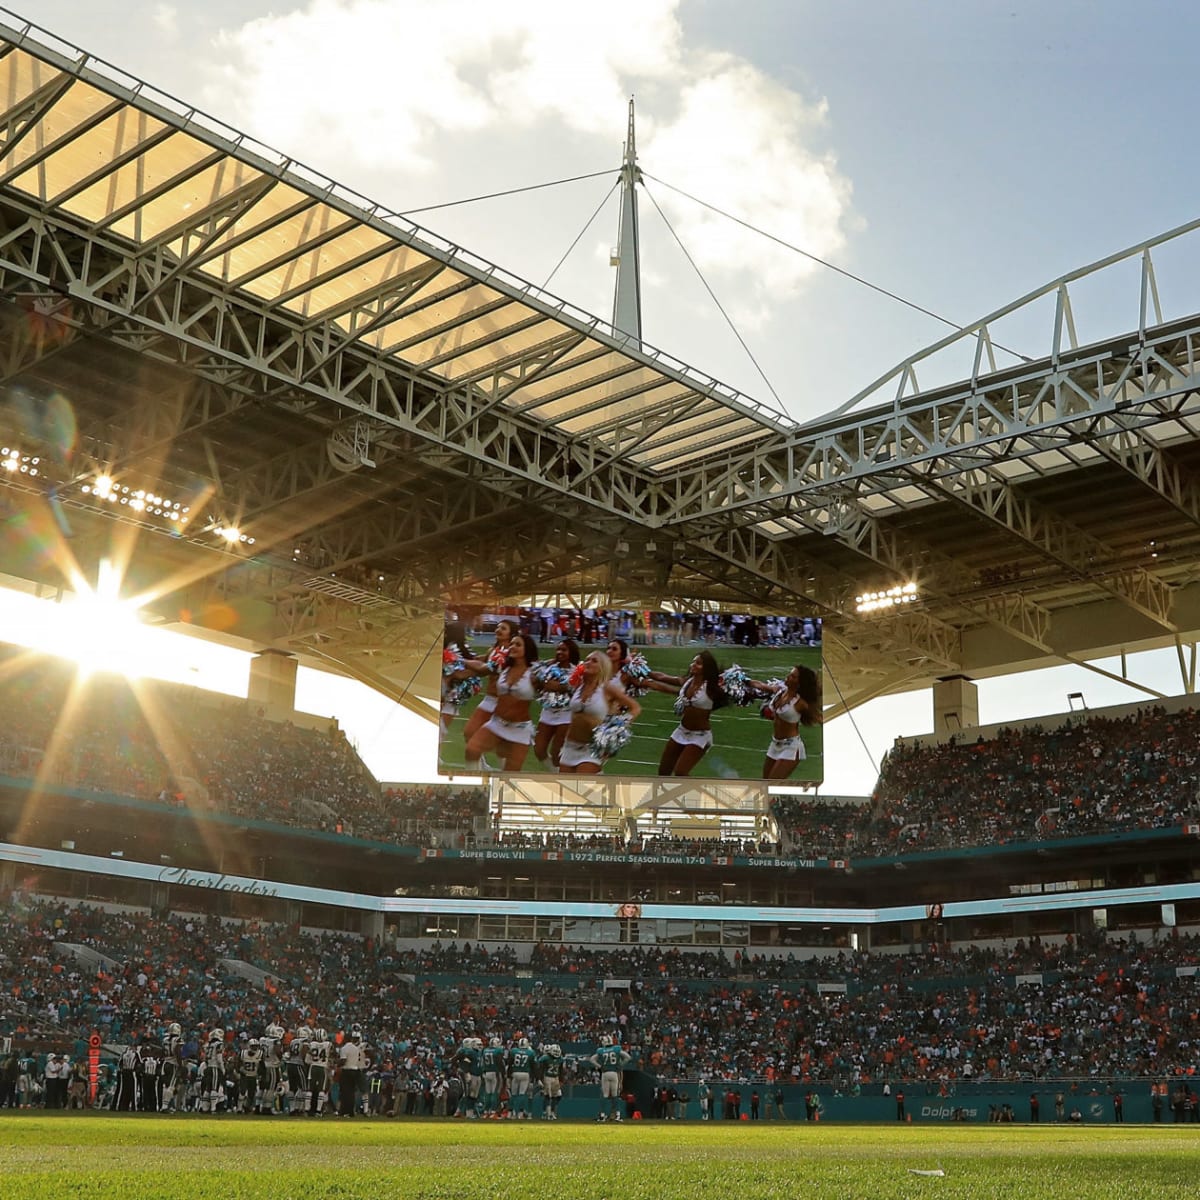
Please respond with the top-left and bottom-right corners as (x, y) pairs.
(536, 1043), (564, 1120)
(587, 1034), (632, 1122)
(481, 1036), (506, 1117)
(454, 1037), (484, 1118)
(507, 1036), (538, 1119)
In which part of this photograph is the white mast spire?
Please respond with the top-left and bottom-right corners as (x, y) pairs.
(611, 97), (643, 344)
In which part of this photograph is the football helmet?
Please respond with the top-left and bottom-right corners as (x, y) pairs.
(314, 1027), (328, 1042)
(546, 1044), (562, 1058)
(167, 1022), (181, 1037)
(518, 1037), (531, 1049)
(208, 1028), (224, 1044)
(489, 1036), (502, 1048)
(264, 1023), (284, 1041)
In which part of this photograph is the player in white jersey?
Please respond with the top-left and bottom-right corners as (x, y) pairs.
(257, 1023), (285, 1114)
(160, 1022), (185, 1112)
(304, 1028), (333, 1116)
(285, 1027), (311, 1114)
(237, 1037), (264, 1113)
(199, 1029), (227, 1113)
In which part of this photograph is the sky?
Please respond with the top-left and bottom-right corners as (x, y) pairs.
(7, 0), (1200, 793)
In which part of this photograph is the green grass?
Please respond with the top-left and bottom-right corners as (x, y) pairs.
(0, 1116), (1197, 1199)
(439, 640), (825, 784)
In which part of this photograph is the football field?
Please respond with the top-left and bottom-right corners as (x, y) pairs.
(1, 1116), (1196, 1199)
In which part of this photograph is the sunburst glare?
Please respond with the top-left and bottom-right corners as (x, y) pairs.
(60, 558), (148, 678)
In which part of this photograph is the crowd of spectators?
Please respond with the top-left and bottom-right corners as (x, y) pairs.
(7, 645), (1200, 864)
(774, 706), (1200, 859)
(769, 799), (864, 859)
(0, 644), (485, 846)
(4, 896), (1199, 1088)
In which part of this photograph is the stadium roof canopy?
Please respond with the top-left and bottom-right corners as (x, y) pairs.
(3, 13), (1200, 721)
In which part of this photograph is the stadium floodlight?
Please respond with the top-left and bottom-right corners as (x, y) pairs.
(854, 582), (919, 613)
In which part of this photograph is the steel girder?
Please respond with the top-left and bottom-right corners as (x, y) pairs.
(657, 322), (1200, 522)
(1090, 421), (1200, 527)
(7, 194), (1198, 544)
(0, 201), (678, 526)
(0, 202), (977, 687)
(903, 464), (1175, 630)
(803, 493), (1056, 652)
(9, 186), (1200, 702)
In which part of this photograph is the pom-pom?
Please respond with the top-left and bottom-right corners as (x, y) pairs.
(721, 663), (751, 706)
(487, 643), (507, 674)
(568, 662), (586, 689)
(445, 676), (481, 704)
(591, 714), (633, 759)
(535, 663), (572, 710)
(622, 652), (652, 697)
(442, 646), (481, 703)
(673, 694), (686, 716)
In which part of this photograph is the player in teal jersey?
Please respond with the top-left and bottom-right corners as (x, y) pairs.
(481, 1036), (506, 1117)
(587, 1034), (632, 1122)
(454, 1037), (484, 1118)
(507, 1037), (538, 1119)
(535, 1043), (564, 1120)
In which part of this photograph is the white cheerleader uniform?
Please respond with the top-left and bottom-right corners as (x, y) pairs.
(483, 667), (536, 744)
(535, 665), (573, 730)
(558, 683), (610, 768)
(476, 643), (510, 715)
(765, 689), (806, 762)
(669, 681), (715, 750)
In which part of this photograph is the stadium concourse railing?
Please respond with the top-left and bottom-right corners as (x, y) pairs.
(628, 1078), (1172, 1124)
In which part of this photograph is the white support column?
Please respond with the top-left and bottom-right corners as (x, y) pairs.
(932, 674), (978, 735)
(248, 649), (298, 719)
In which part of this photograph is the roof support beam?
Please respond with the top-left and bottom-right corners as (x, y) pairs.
(905, 464), (1176, 631)
(807, 490), (1055, 653)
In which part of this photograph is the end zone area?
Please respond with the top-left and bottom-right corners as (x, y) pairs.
(1, 1116), (1195, 1199)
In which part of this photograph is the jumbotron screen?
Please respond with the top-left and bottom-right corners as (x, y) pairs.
(438, 606), (823, 783)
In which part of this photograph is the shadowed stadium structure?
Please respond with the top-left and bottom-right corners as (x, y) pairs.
(0, 14), (1199, 1121)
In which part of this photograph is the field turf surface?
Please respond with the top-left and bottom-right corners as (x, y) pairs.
(439, 640), (824, 784)
(2, 1116), (1197, 1199)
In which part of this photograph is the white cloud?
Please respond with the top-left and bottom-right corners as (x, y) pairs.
(204, 0), (851, 325)
(151, 4), (179, 39)
(644, 59), (851, 327)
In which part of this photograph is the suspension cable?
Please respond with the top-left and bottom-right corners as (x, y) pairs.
(642, 181), (788, 417)
(823, 658), (880, 779)
(644, 171), (1030, 363)
(400, 169), (618, 217)
(542, 176), (622, 292)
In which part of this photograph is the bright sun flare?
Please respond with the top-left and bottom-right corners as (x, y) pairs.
(61, 559), (148, 677)
(4, 559), (152, 680)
